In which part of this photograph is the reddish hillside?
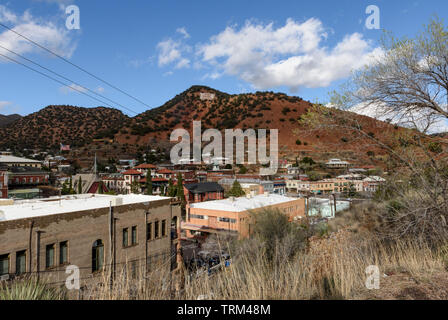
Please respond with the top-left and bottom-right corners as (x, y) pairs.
(0, 105), (129, 150)
(115, 86), (402, 164)
(0, 86), (413, 165)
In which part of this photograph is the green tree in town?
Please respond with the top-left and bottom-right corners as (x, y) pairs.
(130, 180), (140, 194)
(167, 178), (176, 197)
(228, 180), (245, 197)
(239, 166), (248, 174)
(77, 176), (82, 194)
(175, 173), (186, 206)
(61, 180), (70, 195)
(145, 170), (153, 195)
(98, 181), (103, 194)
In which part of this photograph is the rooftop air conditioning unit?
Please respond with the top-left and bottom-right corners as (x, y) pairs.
(112, 197), (123, 207)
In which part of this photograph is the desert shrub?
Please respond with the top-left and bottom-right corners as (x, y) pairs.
(0, 278), (66, 300)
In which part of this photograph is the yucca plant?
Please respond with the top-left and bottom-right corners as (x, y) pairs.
(0, 278), (66, 300)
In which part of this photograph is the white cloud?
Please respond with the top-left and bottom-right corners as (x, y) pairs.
(156, 38), (190, 69)
(60, 83), (87, 94)
(0, 101), (20, 114)
(0, 101), (12, 110)
(176, 27), (190, 39)
(0, 5), (76, 61)
(198, 18), (382, 91)
(96, 86), (105, 93)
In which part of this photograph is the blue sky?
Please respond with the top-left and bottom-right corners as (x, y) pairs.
(0, 0), (446, 117)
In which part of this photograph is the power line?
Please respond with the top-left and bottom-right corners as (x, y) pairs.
(0, 22), (152, 110)
(0, 44), (138, 115)
(0, 52), (123, 110)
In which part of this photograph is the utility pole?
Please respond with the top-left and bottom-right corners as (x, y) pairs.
(108, 201), (114, 289)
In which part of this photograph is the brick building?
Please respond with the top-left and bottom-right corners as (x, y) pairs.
(0, 194), (181, 294)
(183, 182), (224, 204)
(0, 170), (7, 199)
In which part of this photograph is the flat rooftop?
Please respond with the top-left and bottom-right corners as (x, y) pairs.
(0, 155), (41, 163)
(189, 194), (301, 212)
(0, 194), (171, 222)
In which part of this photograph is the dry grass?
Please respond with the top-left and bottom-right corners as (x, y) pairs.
(3, 231), (446, 300)
(77, 230), (447, 300)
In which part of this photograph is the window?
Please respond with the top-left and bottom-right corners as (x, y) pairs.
(123, 228), (129, 247)
(92, 240), (104, 273)
(16, 250), (26, 275)
(218, 217), (236, 223)
(190, 214), (205, 220)
(0, 254), (9, 276)
(161, 220), (166, 237)
(46, 244), (55, 268)
(60, 241), (68, 264)
(154, 221), (159, 239)
(146, 223), (152, 240)
(131, 226), (137, 245)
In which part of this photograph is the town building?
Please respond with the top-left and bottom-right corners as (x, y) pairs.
(183, 193), (306, 239)
(0, 194), (181, 294)
(133, 163), (157, 175)
(0, 153), (42, 168)
(363, 176), (386, 192)
(0, 170), (7, 199)
(325, 158), (351, 169)
(183, 182), (224, 204)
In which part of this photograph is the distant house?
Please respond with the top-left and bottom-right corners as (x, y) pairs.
(122, 169), (142, 194)
(0, 154), (42, 168)
(134, 163), (157, 175)
(73, 173), (109, 194)
(102, 174), (126, 194)
(183, 182), (224, 204)
(0, 170), (8, 199)
(363, 176), (386, 192)
(325, 159), (351, 169)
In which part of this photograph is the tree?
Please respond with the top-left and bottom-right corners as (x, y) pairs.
(302, 18), (448, 245)
(250, 209), (309, 261)
(175, 173), (186, 207)
(130, 180), (140, 194)
(61, 180), (69, 195)
(228, 180), (245, 197)
(239, 166), (248, 174)
(77, 176), (82, 194)
(97, 181), (104, 194)
(167, 178), (176, 197)
(145, 170), (153, 195)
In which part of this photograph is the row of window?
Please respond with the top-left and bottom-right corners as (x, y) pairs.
(190, 214), (237, 224)
(0, 241), (68, 276)
(123, 226), (138, 247)
(217, 217), (237, 223)
(190, 214), (206, 220)
(146, 219), (167, 241)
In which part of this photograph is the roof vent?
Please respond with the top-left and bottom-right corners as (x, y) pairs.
(112, 197), (123, 207)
